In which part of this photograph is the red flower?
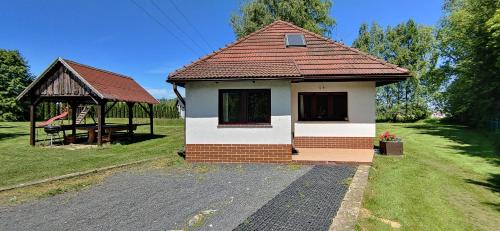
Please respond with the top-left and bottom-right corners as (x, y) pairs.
(379, 131), (398, 141)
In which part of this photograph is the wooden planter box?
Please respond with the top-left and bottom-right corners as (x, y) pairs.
(380, 141), (403, 155)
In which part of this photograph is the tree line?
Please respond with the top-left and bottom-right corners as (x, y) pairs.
(36, 100), (180, 121)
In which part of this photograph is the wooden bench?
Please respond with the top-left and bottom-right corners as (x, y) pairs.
(77, 124), (137, 144)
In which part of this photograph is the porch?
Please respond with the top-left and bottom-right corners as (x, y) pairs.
(292, 148), (374, 165)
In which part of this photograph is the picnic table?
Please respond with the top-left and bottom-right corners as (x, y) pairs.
(77, 124), (137, 144)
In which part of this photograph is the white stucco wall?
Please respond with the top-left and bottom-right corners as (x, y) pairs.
(291, 82), (376, 137)
(185, 80), (292, 144)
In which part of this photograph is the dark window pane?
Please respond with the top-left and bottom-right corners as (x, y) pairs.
(316, 94), (328, 120)
(332, 93), (348, 120)
(247, 90), (270, 123)
(299, 94), (312, 120)
(221, 92), (242, 123)
(298, 92), (348, 121)
(219, 89), (271, 124)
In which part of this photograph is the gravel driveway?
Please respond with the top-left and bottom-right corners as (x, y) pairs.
(0, 164), (312, 231)
(0, 164), (354, 231)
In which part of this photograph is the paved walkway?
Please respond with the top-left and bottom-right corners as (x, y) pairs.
(329, 165), (370, 231)
(0, 164), (355, 231)
(233, 165), (355, 231)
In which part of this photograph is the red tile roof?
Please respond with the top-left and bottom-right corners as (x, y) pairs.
(168, 20), (410, 83)
(63, 59), (159, 104)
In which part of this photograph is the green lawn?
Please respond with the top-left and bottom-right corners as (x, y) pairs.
(2, 118), (499, 230)
(358, 120), (500, 231)
(0, 118), (185, 187)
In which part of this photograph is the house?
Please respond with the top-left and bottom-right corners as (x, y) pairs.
(175, 98), (185, 119)
(167, 20), (409, 163)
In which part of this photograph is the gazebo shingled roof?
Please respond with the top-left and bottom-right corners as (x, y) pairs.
(18, 58), (158, 104)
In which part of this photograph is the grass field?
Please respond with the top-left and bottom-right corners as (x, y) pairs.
(0, 118), (185, 188)
(357, 120), (500, 231)
(1, 118), (499, 230)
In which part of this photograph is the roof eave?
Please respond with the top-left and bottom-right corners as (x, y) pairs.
(167, 76), (303, 84)
(167, 73), (410, 84)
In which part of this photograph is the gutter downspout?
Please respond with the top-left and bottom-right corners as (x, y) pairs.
(172, 83), (187, 154)
(173, 83), (185, 107)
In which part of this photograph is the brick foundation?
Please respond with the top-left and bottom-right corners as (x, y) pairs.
(185, 144), (292, 163)
(293, 137), (374, 149)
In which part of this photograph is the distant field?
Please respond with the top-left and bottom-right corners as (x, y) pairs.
(0, 118), (184, 187)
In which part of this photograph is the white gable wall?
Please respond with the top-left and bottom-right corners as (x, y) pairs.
(291, 81), (376, 137)
(185, 80), (292, 144)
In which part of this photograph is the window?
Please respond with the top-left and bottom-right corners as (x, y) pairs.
(298, 92), (348, 121)
(219, 89), (271, 124)
(285, 34), (306, 47)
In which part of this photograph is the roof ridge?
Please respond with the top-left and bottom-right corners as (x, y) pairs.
(276, 20), (410, 74)
(168, 20), (287, 78)
(62, 58), (135, 80)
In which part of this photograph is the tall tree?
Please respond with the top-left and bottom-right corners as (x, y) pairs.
(438, 0), (500, 126)
(230, 0), (335, 38)
(0, 50), (33, 121)
(353, 20), (438, 121)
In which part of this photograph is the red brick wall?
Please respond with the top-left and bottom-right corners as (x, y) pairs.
(185, 144), (292, 163)
(293, 137), (374, 149)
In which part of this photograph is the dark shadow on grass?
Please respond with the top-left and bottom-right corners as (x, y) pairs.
(481, 202), (500, 212)
(0, 132), (28, 141)
(465, 173), (500, 193)
(404, 121), (499, 166)
(404, 120), (500, 197)
(111, 133), (166, 145)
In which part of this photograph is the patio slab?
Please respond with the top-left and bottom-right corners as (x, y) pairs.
(292, 148), (374, 165)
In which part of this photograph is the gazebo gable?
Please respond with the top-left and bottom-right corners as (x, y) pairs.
(34, 63), (94, 98)
(17, 58), (104, 103)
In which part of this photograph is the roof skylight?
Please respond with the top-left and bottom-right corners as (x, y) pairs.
(285, 34), (306, 47)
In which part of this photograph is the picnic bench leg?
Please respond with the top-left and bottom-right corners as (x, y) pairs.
(88, 130), (95, 144)
(107, 128), (112, 142)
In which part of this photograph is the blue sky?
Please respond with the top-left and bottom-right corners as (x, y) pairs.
(1, 0), (443, 99)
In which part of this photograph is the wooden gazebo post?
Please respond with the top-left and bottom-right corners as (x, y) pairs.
(29, 103), (36, 146)
(127, 102), (134, 138)
(70, 102), (77, 137)
(96, 103), (103, 146)
(148, 103), (154, 135)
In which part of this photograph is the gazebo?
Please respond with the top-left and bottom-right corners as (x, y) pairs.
(17, 57), (159, 146)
